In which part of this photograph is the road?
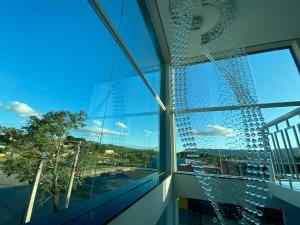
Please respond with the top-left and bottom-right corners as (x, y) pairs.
(0, 169), (155, 225)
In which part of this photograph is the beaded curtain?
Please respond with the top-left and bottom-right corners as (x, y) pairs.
(170, 0), (271, 224)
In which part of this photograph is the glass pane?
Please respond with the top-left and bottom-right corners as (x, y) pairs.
(261, 106), (298, 123)
(175, 49), (300, 175)
(249, 49), (300, 103)
(179, 48), (300, 110)
(70, 46), (160, 203)
(176, 110), (247, 176)
(0, 1), (159, 224)
(179, 61), (242, 109)
(98, 0), (161, 95)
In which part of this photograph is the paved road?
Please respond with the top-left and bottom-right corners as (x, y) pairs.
(0, 170), (155, 225)
(0, 174), (30, 225)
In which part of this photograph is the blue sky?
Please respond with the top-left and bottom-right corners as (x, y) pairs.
(175, 49), (300, 151)
(0, 0), (160, 149)
(0, 1), (299, 151)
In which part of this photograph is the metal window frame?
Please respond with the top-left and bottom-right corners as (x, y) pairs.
(88, 0), (172, 176)
(246, 39), (300, 74)
(88, 0), (166, 111)
(89, 0), (174, 178)
(174, 101), (300, 114)
(181, 39), (300, 69)
(27, 1), (174, 224)
(173, 42), (300, 115)
(136, 0), (174, 175)
(172, 41), (300, 177)
(138, 1), (176, 224)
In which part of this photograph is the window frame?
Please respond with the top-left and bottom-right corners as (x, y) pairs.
(174, 40), (300, 174)
(21, 1), (170, 224)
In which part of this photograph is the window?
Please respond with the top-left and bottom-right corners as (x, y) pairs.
(249, 48), (300, 121)
(0, 1), (162, 224)
(249, 49), (300, 104)
(176, 48), (300, 175)
(98, 0), (161, 95)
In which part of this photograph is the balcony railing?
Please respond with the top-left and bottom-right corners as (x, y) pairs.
(263, 107), (300, 190)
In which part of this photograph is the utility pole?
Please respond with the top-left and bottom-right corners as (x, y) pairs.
(64, 141), (81, 209)
(24, 160), (44, 223)
(219, 149), (224, 175)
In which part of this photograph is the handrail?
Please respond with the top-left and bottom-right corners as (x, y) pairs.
(264, 107), (300, 128)
(262, 106), (300, 190)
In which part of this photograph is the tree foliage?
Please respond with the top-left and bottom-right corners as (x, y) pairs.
(0, 126), (24, 144)
(2, 110), (87, 211)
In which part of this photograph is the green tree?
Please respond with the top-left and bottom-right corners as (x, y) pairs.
(2, 110), (87, 215)
(0, 126), (24, 144)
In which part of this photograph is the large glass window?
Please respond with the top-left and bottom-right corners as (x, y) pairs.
(98, 0), (161, 95)
(176, 48), (300, 175)
(249, 48), (300, 121)
(0, 1), (161, 224)
(249, 49), (300, 104)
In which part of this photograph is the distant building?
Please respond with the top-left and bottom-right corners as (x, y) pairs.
(105, 150), (115, 155)
(221, 160), (247, 176)
(63, 140), (77, 148)
(177, 163), (194, 172)
(177, 158), (186, 165)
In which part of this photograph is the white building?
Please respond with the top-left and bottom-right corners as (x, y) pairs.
(105, 150), (115, 155)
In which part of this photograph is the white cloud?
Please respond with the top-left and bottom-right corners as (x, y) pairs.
(0, 101), (40, 118)
(116, 122), (127, 129)
(144, 130), (158, 136)
(92, 120), (102, 126)
(78, 126), (126, 137)
(192, 125), (238, 137)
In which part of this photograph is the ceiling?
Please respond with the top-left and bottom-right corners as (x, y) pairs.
(156, 0), (300, 59)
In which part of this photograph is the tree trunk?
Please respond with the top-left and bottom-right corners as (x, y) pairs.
(24, 160), (44, 223)
(63, 141), (81, 209)
(53, 190), (60, 212)
(52, 145), (61, 212)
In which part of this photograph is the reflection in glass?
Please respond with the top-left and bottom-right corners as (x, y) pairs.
(0, 1), (160, 224)
(99, 0), (161, 95)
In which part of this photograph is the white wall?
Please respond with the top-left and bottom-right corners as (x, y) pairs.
(108, 175), (173, 225)
(174, 173), (248, 205)
(173, 173), (300, 209)
(107, 173), (300, 225)
(156, 0), (300, 59)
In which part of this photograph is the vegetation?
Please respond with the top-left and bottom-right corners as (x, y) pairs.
(177, 151), (246, 176)
(1, 111), (87, 212)
(0, 111), (159, 215)
(177, 151), (222, 167)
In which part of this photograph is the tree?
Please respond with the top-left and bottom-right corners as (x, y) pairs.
(0, 126), (24, 144)
(2, 110), (88, 219)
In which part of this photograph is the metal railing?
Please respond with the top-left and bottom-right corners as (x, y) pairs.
(263, 107), (300, 190)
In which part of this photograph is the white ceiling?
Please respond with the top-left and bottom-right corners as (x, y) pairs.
(156, 0), (300, 58)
